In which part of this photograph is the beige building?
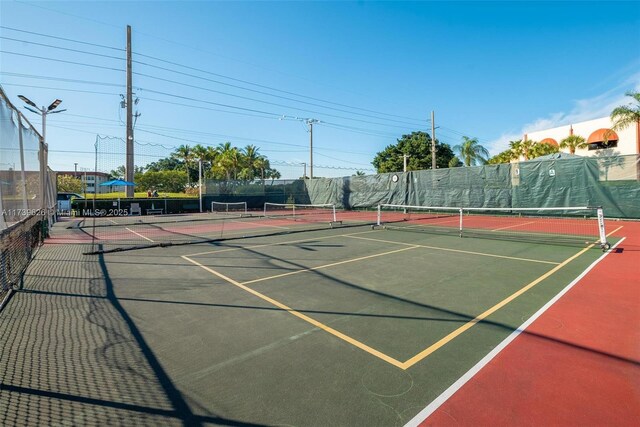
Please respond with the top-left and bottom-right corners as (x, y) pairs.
(524, 116), (639, 156)
(57, 171), (111, 194)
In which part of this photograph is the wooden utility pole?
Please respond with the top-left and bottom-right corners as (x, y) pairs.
(125, 25), (134, 198)
(431, 110), (436, 170)
(307, 119), (318, 179)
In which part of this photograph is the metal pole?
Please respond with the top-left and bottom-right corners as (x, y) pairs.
(199, 159), (203, 213)
(403, 154), (408, 172)
(125, 25), (134, 198)
(309, 121), (313, 179)
(431, 110), (436, 170)
(303, 162), (307, 179)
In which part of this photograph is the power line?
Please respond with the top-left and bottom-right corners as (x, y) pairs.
(0, 36), (125, 61)
(133, 58), (426, 127)
(0, 50), (124, 72)
(0, 25), (124, 51)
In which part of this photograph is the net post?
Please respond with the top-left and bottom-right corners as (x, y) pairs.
(458, 208), (463, 237)
(331, 205), (337, 223)
(596, 207), (609, 250)
(263, 203), (267, 217)
(377, 204), (382, 226)
(292, 204), (296, 219)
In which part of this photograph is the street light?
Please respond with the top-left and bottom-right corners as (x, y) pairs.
(17, 95), (66, 144)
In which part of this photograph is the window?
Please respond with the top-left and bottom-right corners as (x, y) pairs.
(588, 141), (618, 150)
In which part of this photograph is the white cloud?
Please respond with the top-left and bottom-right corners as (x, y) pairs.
(487, 71), (640, 155)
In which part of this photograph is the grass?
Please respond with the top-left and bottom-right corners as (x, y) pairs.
(75, 192), (198, 199)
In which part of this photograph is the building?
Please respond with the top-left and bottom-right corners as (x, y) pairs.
(56, 171), (111, 194)
(524, 116), (639, 156)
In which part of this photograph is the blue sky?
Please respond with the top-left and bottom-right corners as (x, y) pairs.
(1, 1), (639, 178)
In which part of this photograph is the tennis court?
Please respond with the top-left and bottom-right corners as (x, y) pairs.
(3, 199), (635, 426)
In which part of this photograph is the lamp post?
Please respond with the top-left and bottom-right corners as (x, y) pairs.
(18, 96), (66, 145)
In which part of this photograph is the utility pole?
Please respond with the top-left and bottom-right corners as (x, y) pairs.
(198, 159), (203, 213)
(125, 25), (134, 198)
(431, 110), (436, 170)
(306, 119), (318, 179)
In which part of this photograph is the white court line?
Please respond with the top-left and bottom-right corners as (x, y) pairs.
(404, 236), (625, 427)
(491, 220), (537, 231)
(125, 227), (154, 242)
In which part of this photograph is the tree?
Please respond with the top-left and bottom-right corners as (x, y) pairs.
(172, 145), (194, 187)
(487, 150), (512, 165)
(453, 136), (489, 166)
(352, 170), (366, 176)
(560, 135), (587, 154)
(372, 131), (455, 173)
(530, 141), (559, 159)
(448, 156), (462, 168)
(610, 91), (640, 134)
(508, 140), (524, 161)
(520, 139), (536, 160)
(136, 170), (188, 193)
(240, 145), (261, 180)
(146, 157), (183, 173)
(57, 174), (82, 193)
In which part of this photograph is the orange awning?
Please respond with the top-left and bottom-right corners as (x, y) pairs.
(587, 128), (618, 143)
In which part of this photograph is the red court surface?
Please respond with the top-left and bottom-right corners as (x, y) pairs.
(417, 221), (640, 426)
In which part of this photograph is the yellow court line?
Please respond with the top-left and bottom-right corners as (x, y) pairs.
(401, 243), (594, 369)
(491, 220), (537, 231)
(182, 255), (405, 369)
(241, 245), (421, 286)
(345, 234), (560, 265)
(184, 229), (379, 257)
(125, 227), (155, 242)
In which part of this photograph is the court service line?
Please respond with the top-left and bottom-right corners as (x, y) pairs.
(184, 229), (380, 257)
(404, 236), (626, 426)
(345, 234), (559, 265)
(125, 227), (155, 242)
(491, 220), (537, 231)
(401, 237), (606, 369)
(241, 245), (421, 286)
(181, 255), (405, 369)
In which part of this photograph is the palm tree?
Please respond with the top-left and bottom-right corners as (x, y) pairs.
(530, 141), (559, 159)
(610, 90), (640, 143)
(559, 135), (587, 155)
(241, 145), (261, 180)
(454, 136), (489, 166)
(253, 156), (270, 181)
(520, 139), (537, 160)
(509, 140), (524, 161)
(172, 145), (193, 187)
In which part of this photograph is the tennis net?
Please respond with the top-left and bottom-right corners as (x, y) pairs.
(263, 202), (339, 224)
(211, 201), (248, 214)
(82, 202), (347, 254)
(1, 214), (46, 304)
(377, 204), (610, 249)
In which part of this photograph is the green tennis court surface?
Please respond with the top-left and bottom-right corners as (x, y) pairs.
(1, 222), (614, 425)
